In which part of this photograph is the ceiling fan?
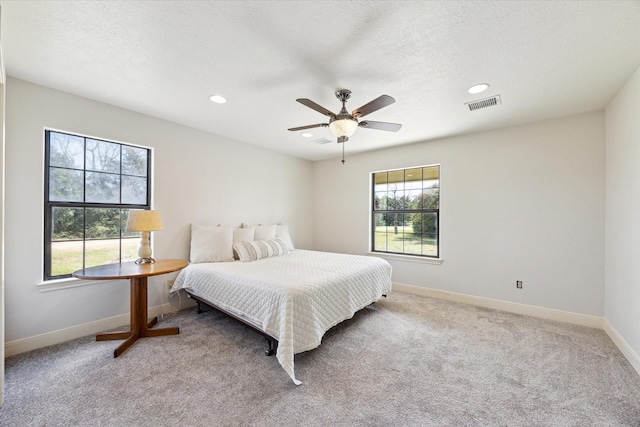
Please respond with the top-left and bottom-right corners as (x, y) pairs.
(288, 89), (402, 144)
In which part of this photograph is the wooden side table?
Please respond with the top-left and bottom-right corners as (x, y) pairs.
(73, 259), (189, 357)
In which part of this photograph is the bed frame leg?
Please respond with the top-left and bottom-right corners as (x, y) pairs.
(265, 338), (277, 356)
(196, 301), (204, 314)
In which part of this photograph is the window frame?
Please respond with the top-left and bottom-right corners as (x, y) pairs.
(43, 129), (152, 281)
(370, 164), (440, 259)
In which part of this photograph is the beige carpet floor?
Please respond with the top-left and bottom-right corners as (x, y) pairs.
(1, 291), (639, 426)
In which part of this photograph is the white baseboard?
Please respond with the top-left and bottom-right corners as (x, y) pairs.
(604, 319), (640, 377)
(5, 303), (173, 357)
(392, 282), (604, 329)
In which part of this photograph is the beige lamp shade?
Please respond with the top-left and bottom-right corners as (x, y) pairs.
(126, 210), (164, 232)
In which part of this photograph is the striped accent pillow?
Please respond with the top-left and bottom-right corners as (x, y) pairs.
(233, 238), (290, 262)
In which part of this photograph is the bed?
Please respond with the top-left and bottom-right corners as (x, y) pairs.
(170, 248), (392, 385)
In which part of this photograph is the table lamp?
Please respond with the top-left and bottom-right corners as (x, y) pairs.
(126, 210), (164, 264)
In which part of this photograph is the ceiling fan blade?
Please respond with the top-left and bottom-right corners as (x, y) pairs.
(352, 95), (395, 118)
(296, 99), (336, 118)
(358, 120), (402, 132)
(288, 123), (328, 131)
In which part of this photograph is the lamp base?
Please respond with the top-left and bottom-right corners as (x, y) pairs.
(135, 257), (156, 265)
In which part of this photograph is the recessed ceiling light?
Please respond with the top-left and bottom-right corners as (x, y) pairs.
(209, 95), (227, 104)
(468, 83), (490, 94)
(302, 133), (313, 138)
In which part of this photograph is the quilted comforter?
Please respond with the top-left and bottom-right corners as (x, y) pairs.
(170, 250), (392, 384)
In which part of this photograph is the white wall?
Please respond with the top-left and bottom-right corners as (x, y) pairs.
(313, 112), (605, 317)
(4, 78), (313, 344)
(604, 65), (640, 365)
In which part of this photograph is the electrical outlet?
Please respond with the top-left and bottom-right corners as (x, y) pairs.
(516, 281), (523, 289)
(167, 279), (175, 289)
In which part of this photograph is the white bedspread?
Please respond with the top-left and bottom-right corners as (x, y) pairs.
(171, 250), (392, 384)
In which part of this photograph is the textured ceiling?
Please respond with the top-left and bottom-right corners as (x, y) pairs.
(2, 1), (640, 161)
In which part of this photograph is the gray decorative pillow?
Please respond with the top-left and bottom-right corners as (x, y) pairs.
(233, 238), (289, 262)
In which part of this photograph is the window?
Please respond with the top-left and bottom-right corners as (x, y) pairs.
(372, 165), (440, 258)
(44, 130), (151, 280)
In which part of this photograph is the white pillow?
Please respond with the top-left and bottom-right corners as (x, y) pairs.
(246, 224), (277, 241)
(233, 238), (289, 262)
(233, 226), (255, 244)
(276, 224), (295, 251)
(190, 224), (234, 263)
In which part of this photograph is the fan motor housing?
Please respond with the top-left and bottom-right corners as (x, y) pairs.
(335, 89), (352, 102)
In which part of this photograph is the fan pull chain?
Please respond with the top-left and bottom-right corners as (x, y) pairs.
(341, 141), (346, 164)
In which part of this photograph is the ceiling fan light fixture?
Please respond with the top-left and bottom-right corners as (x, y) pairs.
(329, 117), (358, 137)
(289, 90), (400, 153)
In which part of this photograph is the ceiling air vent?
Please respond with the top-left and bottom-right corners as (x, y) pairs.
(312, 137), (333, 145)
(465, 95), (501, 111)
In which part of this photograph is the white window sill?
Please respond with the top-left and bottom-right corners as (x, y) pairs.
(37, 277), (124, 292)
(368, 252), (443, 265)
